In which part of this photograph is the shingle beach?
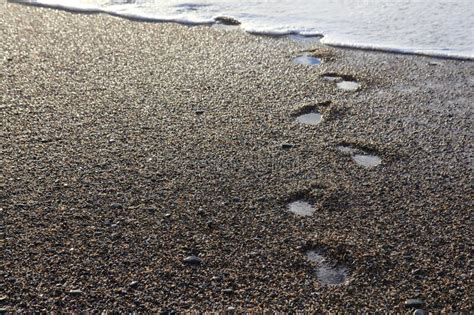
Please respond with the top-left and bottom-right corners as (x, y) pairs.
(1, 1), (473, 312)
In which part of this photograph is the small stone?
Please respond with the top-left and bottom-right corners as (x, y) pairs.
(232, 197), (241, 203)
(195, 109), (205, 115)
(226, 306), (236, 311)
(411, 268), (425, 276)
(413, 309), (425, 315)
(281, 143), (295, 149)
(404, 298), (424, 308)
(147, 207), (157, 214)
(223, 288), (234, 294)
(164, 213), (171, 218)
(110, 203), (123, 209)
(68, 289), (82, 295)
(183, 255), (202, 265)
(129, 281), (139, 288)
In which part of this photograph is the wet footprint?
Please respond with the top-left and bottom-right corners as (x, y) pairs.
(321, 72), (360, 91)
(293, 48), (334, 66)
(292, 101), (332, 125)
(295, 112), (322, 125)
(337, 143), (382, 168)
(287, 199), (315, 217)
(306, 248), (349, 285)
(293, 54), (322, 65)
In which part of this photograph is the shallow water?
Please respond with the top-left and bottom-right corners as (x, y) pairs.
(306, 250), (348, 285)
(295, 112), (322, 125)
(287, 200), (315, 216)
(292, 55), (321, 66)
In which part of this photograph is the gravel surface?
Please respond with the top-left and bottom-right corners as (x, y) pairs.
(1, 1), (473, 312)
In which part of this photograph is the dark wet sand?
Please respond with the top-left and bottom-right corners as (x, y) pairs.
(1, 1), (473, 312)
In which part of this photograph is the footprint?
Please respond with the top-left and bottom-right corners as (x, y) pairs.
(292, 54), (322, 65)
(306, 248), (349, 285)
(295, 112), (322, 125)
(293, 48), (335, 65)
(337, 143), (382, 168)
(352, 154), (382, 168)
(285, 183), (330, 217)
(292, 101), (332, 125)
(321, 72), (360, 91)
(287, 199), (315, 217)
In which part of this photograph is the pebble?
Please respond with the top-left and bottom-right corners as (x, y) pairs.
(147, 207), (157, 214)
(281, 143), (295, 149)
(129, 281), (139, 288)
(110, 203), (123, 209)
(195, 109), (205, 115)
(183, 255), (202, 265)
(404, 298), (425, 308)
(413, 309), (425, 315)
(223, 288), (234, 294)
(68, 289), (83, 295)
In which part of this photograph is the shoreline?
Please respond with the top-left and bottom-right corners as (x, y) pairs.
(1, 1), (473, 312)
(7, 0), (474, 61)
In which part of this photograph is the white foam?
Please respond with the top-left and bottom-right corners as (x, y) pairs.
(11, 0), (474, 60)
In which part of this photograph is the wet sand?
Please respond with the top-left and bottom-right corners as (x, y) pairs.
(1, 1), (473, 312)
